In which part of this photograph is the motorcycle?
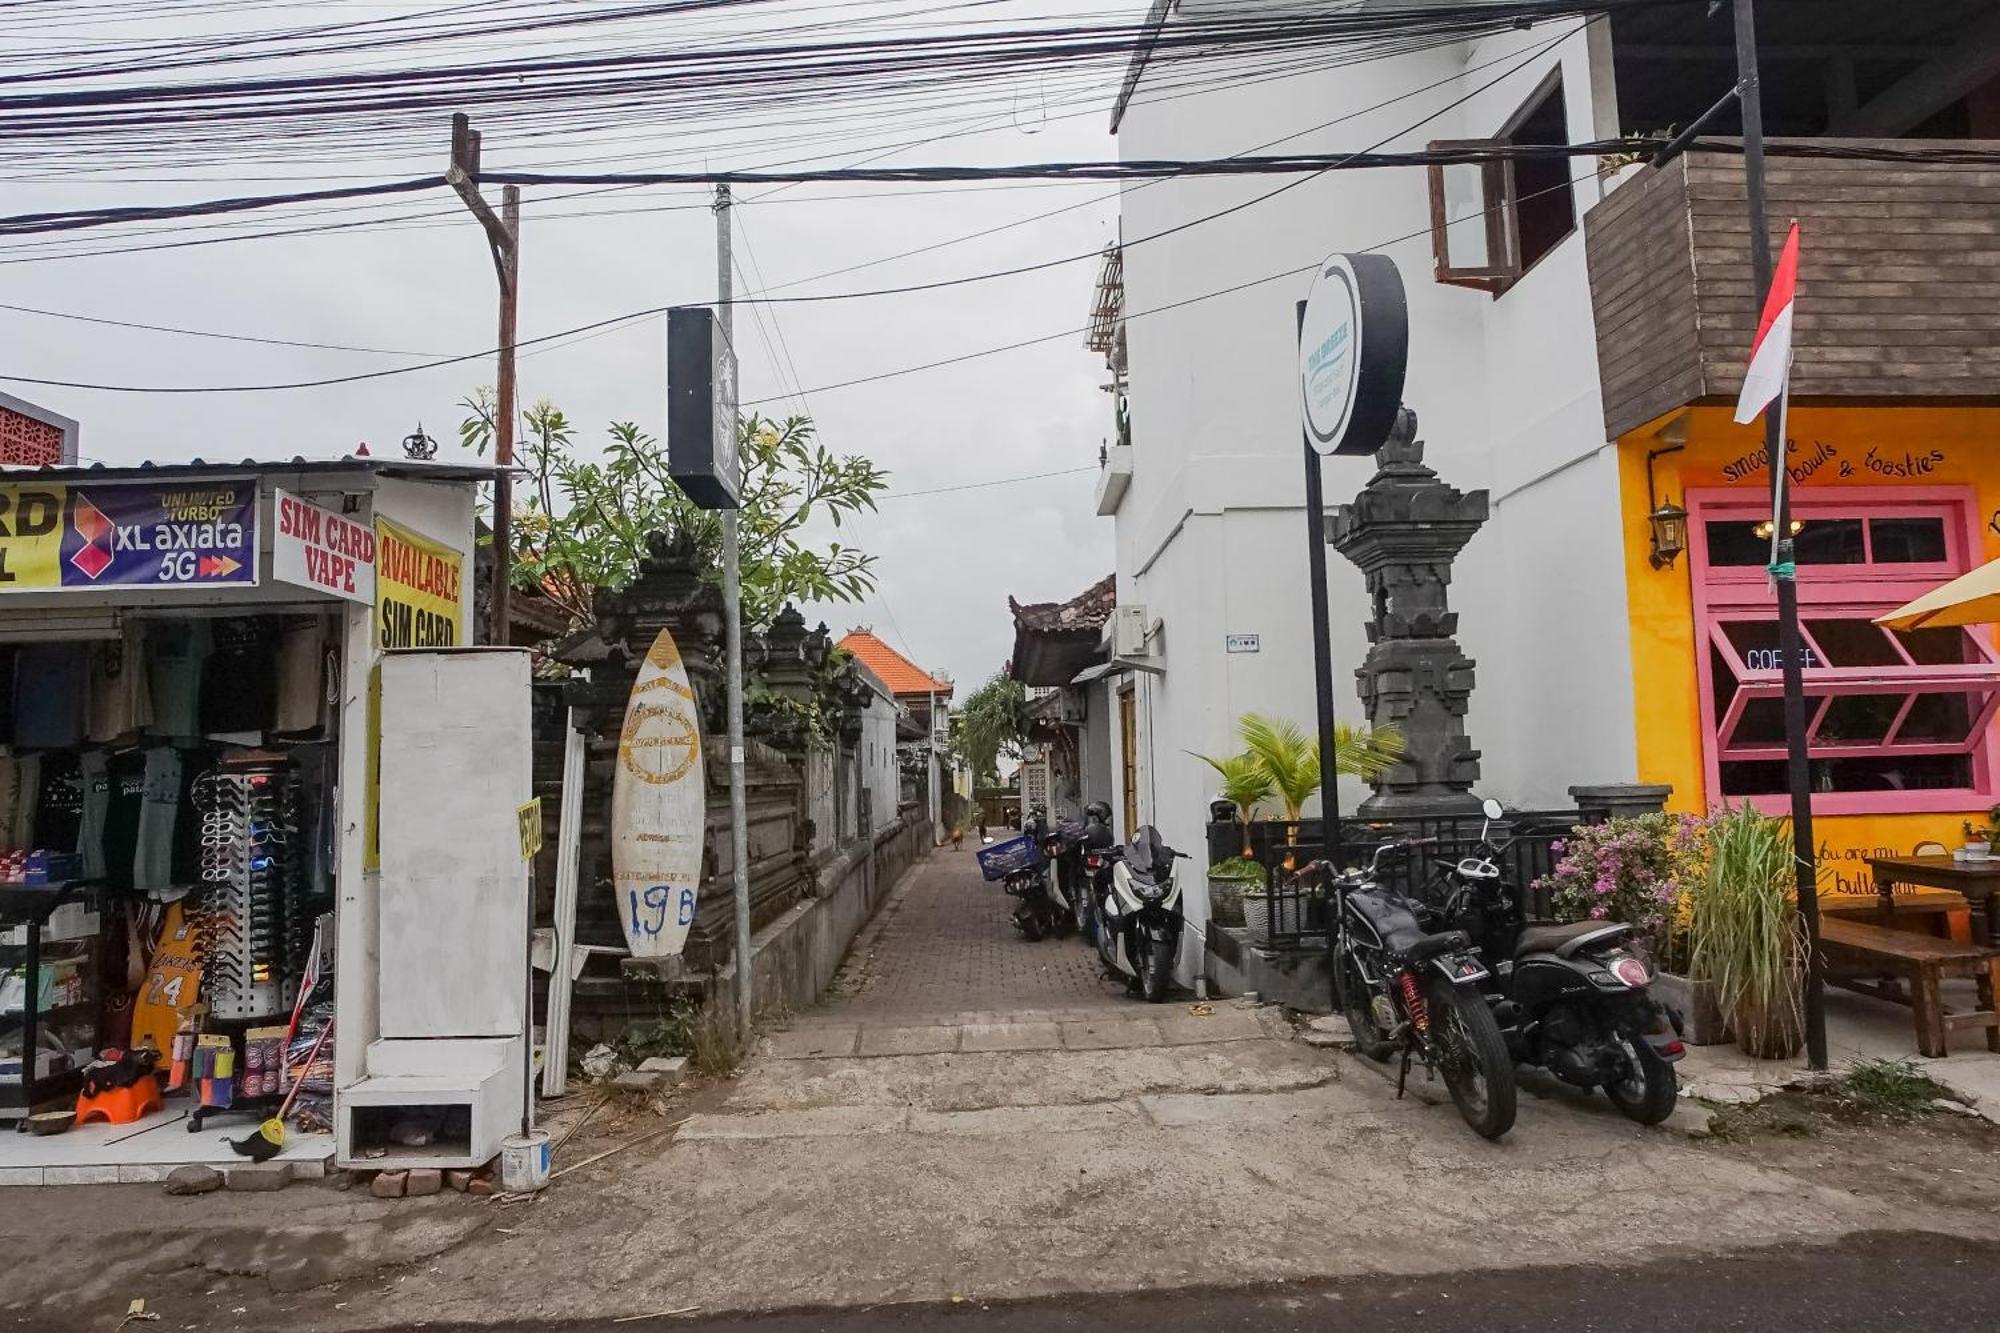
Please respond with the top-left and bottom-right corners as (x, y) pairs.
(1325, 837), (1517, 1141)
(1099, 826), (1187, 1002)
(1074, 801), (1117, 940)
(1000, 805), (1070, 942)
(1431, 798), (1684, 1126)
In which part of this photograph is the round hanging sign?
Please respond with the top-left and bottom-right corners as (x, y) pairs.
(1299, 252), (1408, 457)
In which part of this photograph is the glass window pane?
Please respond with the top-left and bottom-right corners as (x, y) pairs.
(1806, 618), (1901, 667)
(1709, 643), (1737, 719)
(1823, 754), (1973, 792)
(1706, 521), (1767, 567)
(1899, 691), (1979, 743)
(1720, 759), (1786, 796)
(1439, 163), (1492, 268)
(1870, 517), (1948, 563)
(1816, 693), (1903, 744)
(1900, 626), (1976, 667)
(1721, 620), (1820, 672)
(1793, 518), (1865, 565)
(1729, 698), (1787, 747)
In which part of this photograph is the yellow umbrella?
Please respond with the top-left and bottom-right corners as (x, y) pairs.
(1876, 556), (2000, 631)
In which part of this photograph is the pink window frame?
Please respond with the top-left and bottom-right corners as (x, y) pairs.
(1687, 485), (2000, 816)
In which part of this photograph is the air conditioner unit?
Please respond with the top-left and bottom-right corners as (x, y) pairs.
(1113, 604), (1149, 657)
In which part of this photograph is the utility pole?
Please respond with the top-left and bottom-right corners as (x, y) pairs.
(447, 112), (519, 647)
(715, 184), (754, 1043)
(1733, 0), (1826, 1069)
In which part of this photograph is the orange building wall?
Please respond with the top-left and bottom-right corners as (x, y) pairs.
(1618, 405), (2000, 896)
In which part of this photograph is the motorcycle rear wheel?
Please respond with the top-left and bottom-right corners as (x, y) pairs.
(1604, 1036), (1678, 1125)
(1336, 947), (1397, 1062)
(1016, 907), (1045, 942)
(1074, 887), (1095, 940)
(1139, 934), (1175, 1003)
(1430, 981), (1517, 1141)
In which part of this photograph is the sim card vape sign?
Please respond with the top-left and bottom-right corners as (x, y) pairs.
(0, 479), (258, 591)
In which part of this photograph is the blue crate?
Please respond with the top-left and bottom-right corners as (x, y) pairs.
(975, 834), (1043, 882)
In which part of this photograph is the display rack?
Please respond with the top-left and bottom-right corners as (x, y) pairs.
(0, 880), (101, 1122)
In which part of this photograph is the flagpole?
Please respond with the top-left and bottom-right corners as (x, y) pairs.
(1737, 0), (1827, 1070)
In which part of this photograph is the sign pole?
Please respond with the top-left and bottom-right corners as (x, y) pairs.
(715, 184), (755, 1044)
(1735, 0), (1826, 1071)
(1298, 300), (1343, 868)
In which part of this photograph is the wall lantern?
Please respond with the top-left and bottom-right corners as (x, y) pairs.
(1648, 500), (1690, 569)
(1645, 441), (1688, 570)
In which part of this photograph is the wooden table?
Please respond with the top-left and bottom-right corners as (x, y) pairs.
(1869, 856), (2000, 946)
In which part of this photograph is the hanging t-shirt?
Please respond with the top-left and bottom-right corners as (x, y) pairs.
(134, 746), (200, 899)
(199, 617), (277, 738)
(88, 627), (153, 744)
(101, 749), (149, 896)
(274, 616), (327, 736)
(14, 644), (89, 751)
(34, 750), (84, 859)
(77, 749), (111, 880)
(147, 620), (208, 742)
(12, 753), (39, 853)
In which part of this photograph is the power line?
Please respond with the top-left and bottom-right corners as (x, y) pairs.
(880, 466), (1095, 499)
(0, 298), (449, 356)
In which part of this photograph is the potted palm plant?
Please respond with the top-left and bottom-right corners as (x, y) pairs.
(1194, 750), (1273, 931)
(1238, 713), (1404, 862)
(1690, 803), (1803, 1060)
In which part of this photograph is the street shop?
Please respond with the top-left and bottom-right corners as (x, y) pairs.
(0, 459), (532, 1185)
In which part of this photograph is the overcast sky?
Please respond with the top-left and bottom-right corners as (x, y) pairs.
(0, 0), (1122, 697)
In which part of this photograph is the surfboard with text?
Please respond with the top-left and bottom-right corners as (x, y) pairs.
(611, 627), (706, 958)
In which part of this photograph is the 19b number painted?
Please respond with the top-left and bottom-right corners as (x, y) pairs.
(628, 884), (697, 938)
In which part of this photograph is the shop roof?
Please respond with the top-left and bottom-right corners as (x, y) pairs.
(1, 456), (509, 486)
(836, 628), (951, 701)
(1008, 574), (1114, 688)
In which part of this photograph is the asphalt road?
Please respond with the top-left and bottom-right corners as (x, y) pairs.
(415, 1232), (2000, 1333)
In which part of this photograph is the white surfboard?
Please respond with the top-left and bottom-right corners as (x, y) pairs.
(612, 628), (707, 958)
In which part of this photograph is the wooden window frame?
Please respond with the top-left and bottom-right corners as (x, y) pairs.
(1428, 67), (1577, 296)
(1689, 486), (2000, 816)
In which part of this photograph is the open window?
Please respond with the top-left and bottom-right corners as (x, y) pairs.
(1691, 489), (2000, 815)
(1427, 69), (1578, 295)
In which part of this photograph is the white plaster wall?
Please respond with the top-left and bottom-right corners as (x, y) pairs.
(1108, 17), (1639, 871)
(860, 695), (899, 830)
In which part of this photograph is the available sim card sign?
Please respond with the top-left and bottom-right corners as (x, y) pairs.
(0, 478), (257, 591)
(665, 305), (740, 511)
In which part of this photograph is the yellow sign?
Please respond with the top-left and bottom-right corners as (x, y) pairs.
(518, 798), (544, 862)
(0, 483), (65, 588)
(375, 517), (465, 649)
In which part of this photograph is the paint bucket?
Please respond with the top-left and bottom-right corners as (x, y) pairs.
(498, 1130), (552, 1193)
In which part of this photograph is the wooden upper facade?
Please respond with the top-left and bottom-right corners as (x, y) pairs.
(1584, 141), (2000, 441)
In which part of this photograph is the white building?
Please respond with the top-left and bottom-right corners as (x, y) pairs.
(1088, 2), (2000, 978)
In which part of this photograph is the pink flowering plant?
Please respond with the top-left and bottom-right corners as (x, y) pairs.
(1534, 813), (1701, 963)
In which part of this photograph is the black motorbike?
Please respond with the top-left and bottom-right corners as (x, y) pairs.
(1325, 837), (1517, 1141)
(1431, 799), (1684, 1126)
(1074, 801), (1117, 940)
(1004, 805), (1073, 942)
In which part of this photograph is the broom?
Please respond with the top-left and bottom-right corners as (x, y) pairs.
(231, 1021), (332, 1162)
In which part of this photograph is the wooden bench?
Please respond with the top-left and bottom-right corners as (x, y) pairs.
(1819, 917), (2000, 1058)
(1823, 888), (1974, 944)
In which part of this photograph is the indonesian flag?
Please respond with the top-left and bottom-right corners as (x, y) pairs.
(1734, 222), (1800, 424)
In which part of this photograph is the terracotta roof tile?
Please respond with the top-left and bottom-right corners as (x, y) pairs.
(836, 629), (952, 700)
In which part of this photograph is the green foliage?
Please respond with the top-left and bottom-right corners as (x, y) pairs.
(1234, 713), (1404, 823)
(1690, 803), (1803, 1057)
(1840, 1058), (1951, 1121)
(1193, 750), (1273, 858)
(1205, 857), (1268, 882)
(461, 389), (886, 629)
(957, 672), (1027, 784)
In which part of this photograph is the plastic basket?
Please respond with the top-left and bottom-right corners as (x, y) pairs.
(975, 834), (1044, 882)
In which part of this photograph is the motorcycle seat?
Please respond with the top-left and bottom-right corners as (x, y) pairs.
(1349, 888), (1468, 960)
(1514, 921), (1631, 959)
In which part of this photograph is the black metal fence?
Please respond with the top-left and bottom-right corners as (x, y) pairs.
(1232, 809), (1590, 953)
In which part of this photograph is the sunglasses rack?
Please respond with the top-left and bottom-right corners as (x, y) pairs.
(192, 762), (302, 1022)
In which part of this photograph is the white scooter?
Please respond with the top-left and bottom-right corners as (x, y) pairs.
(1097, 826), (1187, 1002)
